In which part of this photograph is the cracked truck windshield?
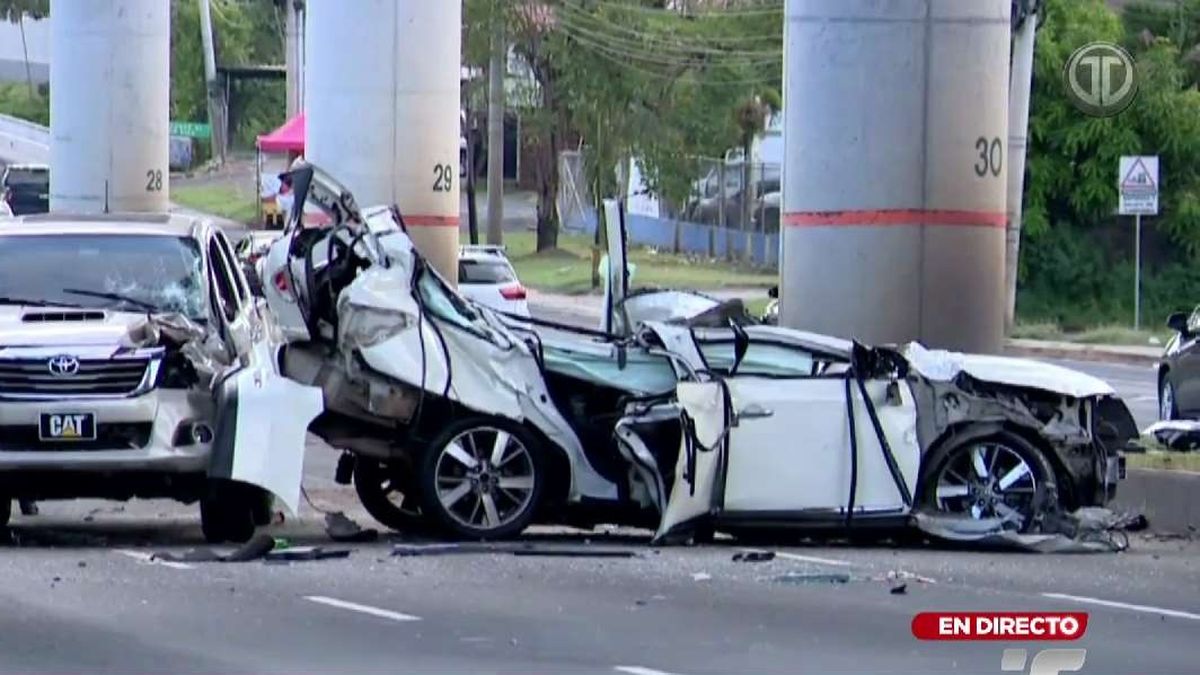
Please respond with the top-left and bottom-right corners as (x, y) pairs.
(0, 1), (1195, 674)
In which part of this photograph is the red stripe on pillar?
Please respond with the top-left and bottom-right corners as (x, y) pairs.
(783, 209), (1007, 228)
(403, 215), (461, 228)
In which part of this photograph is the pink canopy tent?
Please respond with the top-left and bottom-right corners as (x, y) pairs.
(256, 113), (305, 153)
(255, 114), (305, 226)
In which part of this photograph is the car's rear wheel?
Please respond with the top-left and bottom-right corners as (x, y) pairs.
(1160, 375), (1179, 421)
(200, 482), (267, 544)
(919, 431), (1056, 533)
(354, 457), (428, 532)
(416, 418), (545, 540)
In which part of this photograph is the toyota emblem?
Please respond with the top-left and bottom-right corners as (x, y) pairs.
(47, 354), (81, 377)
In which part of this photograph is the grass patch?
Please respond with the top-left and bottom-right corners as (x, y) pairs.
(171, 182), (258, 224)
(1011, 321), (1169, 347)
(1127, 451), (1200, 473)
(504, 231), (777, 295)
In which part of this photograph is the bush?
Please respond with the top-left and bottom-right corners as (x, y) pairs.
(0, 82), (48, 125)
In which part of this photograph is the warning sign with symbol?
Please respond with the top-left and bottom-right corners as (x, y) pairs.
(1119, 155), (1159, 215)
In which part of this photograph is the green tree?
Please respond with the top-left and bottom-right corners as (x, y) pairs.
(0, 0), (47, 22)
(1019, 0), (1200, 326)
(172, 0), (286, 149)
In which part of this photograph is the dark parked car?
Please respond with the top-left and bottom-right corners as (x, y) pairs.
(1158, 307), (1200, 420)
(1, 164), (49, 215)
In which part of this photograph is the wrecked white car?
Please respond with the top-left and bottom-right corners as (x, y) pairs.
(262, 164), (1138, 543)
(0, 214), (321, 542)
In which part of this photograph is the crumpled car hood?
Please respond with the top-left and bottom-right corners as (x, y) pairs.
(900, 343), (1115, 398)
(0, 306), (152, 349)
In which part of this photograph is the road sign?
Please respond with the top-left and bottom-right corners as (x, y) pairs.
(1119, 155), (1158, 216)
(170, 121), (211, 140)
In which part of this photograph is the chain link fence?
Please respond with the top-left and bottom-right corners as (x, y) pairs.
(555, 149), (781, 267)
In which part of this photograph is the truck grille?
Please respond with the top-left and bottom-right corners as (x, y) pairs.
(0, 423), (153, 451)
(0, 358), (151, 397)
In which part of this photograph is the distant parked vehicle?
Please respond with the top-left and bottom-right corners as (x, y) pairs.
(1, 164), (49, 215)
(457, 245), (530, 317)
(1158, 307), (1200, 420)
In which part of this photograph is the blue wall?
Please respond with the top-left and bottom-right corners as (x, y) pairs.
(563, 208), (778, 268)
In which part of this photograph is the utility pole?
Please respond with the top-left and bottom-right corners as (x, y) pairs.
(1004, 0), (1040, 334)
(284, 0), (303, 118)
(198, 0), (226, 162)
(486, 0), (506, 245)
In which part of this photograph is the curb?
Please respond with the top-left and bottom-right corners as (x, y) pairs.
(1004, 343), (1160, 367)
(1112, 468), (1200, 535)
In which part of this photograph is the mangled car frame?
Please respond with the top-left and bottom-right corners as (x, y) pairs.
(261, 163), (1138, 543)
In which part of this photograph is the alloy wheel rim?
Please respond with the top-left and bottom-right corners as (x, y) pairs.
(933, 442), (1038, 529)
(433, 427), (535, 531)
(1161, 381), (1175, 420)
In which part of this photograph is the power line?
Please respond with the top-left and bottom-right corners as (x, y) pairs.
(590, 0), (784, 18)
(557, 1), (782, 47)
(556, 14), (782, 67)
(564, 33), (783, 87)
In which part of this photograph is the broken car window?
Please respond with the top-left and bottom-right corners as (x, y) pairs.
(0, 234), (206, 319)
(698, 340), (816, 377)
(208, 238), (241, 322)
(416, 266), (484, 334)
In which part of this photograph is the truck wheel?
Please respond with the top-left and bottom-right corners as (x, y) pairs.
(417, 418), (545, 540)
(353, 457), (427, 532)
(200, 483), (259, 544)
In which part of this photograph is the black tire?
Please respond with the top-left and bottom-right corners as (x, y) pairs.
(200, 482), (260, 544)
(917, 430), (1057, 533)
(0, 499), (10, 528)
(416, 417), (546, 540)
(353, 457), (428, 532)
(1160, 374), (1179, 421)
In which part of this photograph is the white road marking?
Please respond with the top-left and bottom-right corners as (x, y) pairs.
(1042, 593), (1200, 621)
(115, 549), (193, 570)
(304, 595), (421, 622)
(776, 552), (856, 567)
(615, 666), (683, 675)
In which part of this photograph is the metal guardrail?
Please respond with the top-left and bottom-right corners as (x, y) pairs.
(0, 113), (49, 164)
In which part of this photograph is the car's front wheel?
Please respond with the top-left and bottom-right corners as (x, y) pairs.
(1160, 375), (1179, 421)
(416, 418), (545, 540)
(919, 431), (1056, 533)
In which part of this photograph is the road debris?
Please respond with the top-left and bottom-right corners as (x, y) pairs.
(1143, 421), (1200, 451)
(153, 533), (277, 563)
(324, 512), (379, 543)
(877, 570), (937, 585)
(691, 572), (712, 582)
(773, 572), (852, 585)
(391, 542), (640, 558)
(264, 546), (351, 562)
(890, 583), (907, 595)
(732, 550), (776, 563)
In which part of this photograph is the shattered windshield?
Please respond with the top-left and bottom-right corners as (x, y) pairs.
(0, 234), (207, 319)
